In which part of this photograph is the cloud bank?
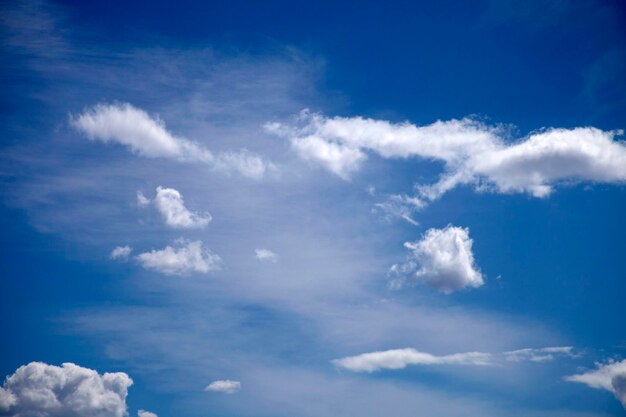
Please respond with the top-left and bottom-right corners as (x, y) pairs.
(267, 111), (626, 203)
(332, 348), (492, 372)
(205, 380), (241, 394)
(390, 225), (483, 293)
(565, 359), (626, 408)
(71, 103), (272, 179)
(0, 362), (132, 417)
(135, 239), (221, 276)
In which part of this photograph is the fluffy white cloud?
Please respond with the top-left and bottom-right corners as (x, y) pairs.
(135, 239), (221, 276)
(332, 348), (492, 373)
(71, 103), (272, 179)
(565, 359), (626, 408)
(137, 410), (157, 417)
(267, 111), (626, 202)
(391, 225), (483, 293)
(0, 362), (132, 417)
(152, 186), (211, 229)
(255, 248), (278, 262)
(204, 380), (241, 394)
(110, 245), (132, 260)
(504, 346), (575, 362)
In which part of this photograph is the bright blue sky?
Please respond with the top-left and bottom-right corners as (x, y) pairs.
(1, 1), (626, 416)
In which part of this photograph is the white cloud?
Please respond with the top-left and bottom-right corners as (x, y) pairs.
(135, 239), (221, 276)
(153, 186), (211, 229)
(565, 359), (626, 408)
(267, 111), (626, 202)
(110, 245), (132, 260)
(205, 380), (241, 394)
(0, 362), (133, 417)
(255, 248), (278, 262)
(332, 348), (492, 373)
(136, 191), (150, 207)
(71, 103), (272, 179)
(504, 346), (576, 362)
(391, 225), (484, 293)
(137, 410), (158, 417)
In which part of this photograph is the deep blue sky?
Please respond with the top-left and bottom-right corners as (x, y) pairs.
(1, 1), (625, 416)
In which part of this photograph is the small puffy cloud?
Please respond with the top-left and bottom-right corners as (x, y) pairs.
(153, 186), (211, 229)
(255, 248), (278, 262)
(565, 359), (626, 408)
(204, 380), (241, 394)
(135, 239), (221, 276)
(391, 225), (484, 293)
(267, 111), (626, 203)
(0, 362), (132, 417)
(71, 103), (272, 179)
(110, 245), (132, 260)
(332, 348), (492, 373)
(137, 410), (158, 417)
(504, 346), (576, 363)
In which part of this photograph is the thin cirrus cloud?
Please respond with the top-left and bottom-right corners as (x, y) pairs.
(70, 103), (273, 179)
(255, 248), (278, 262)
(266, 111), (626, 206)
(389, 225), (484, 293)
(332, 348), (492, 373)
(565, 359), (626, 408)
(139, 186), (212, 229)
(135, 239), (221, 276)
(0, 362), (135, 417)
(333, 346), (578, 373)
(205, 380), (241, 394)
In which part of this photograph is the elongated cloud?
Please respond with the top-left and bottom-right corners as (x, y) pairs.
(152, 186), (211, 229)
(565, 359), (626, 408)
(0, 362), (132, 417)
(267, 111), (626, 202)
(504, 346), (575, 362)
(71, 103), (272, 179)
(255, 248), (278, 262)
(135, 239), (221, 276)
(137, 410), (158, 417)
(205, 380), (241, 394)
(390, 225), (483, 293)
(333, 348), (492, 372)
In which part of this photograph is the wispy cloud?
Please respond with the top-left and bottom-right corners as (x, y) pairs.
(504, 346), (576, 363)
(565, 359), (626, 408)
(255, 248), (278, 262)
(267, 111), (626, 204)
(71, 103), (273, 179)
(110, 245), (133, 260)
(205, 380), (241, 394)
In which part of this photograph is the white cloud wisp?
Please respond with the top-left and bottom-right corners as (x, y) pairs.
(255, 248), (278, 262)
(565, 359), (626, 408)
(390, 225), (484, 293)
(152, 186), (211, 229)
(71, 103), (272, 179)
(110, 245), (132, 260)
(267, 111), (626, 203)
(205, 380), (241, 394)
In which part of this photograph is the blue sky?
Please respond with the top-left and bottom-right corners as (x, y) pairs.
(1, 1), (625, 416)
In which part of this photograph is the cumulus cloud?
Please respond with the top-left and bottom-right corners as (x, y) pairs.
(137, 410), (157, 417)
(390, 225), (483, 293)
(504, 346), (576, 362)
(255, 248), (278, 262)
(267, 111), (626, 203)
(110, 245), (132, 260)
(204, 380), (241, 394)
(152, 186), (211, 229)
(565, 359), (626, 408)
(71, 103), (272, 179)
(332, 348), (492, 373)
(135, 239), (221, 276)
(0, 362), (132, 417)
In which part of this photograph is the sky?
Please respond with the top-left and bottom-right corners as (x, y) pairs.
(0, 0), (625, 416)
